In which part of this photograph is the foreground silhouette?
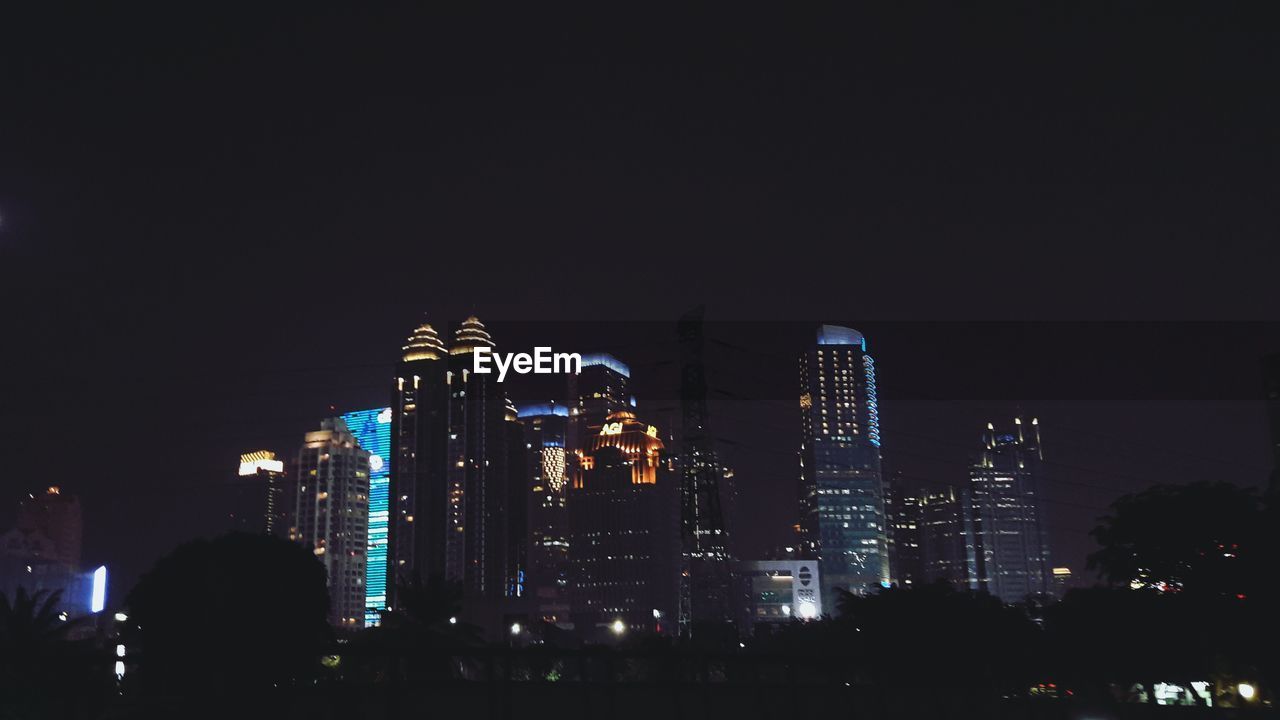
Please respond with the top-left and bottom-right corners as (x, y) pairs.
(123, 533), (331, 705)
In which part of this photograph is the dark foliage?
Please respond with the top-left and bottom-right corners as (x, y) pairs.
(123, 533), (331, 696)
(1089, 481), (1263, 598)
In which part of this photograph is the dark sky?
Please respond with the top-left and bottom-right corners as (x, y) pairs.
(1, 5), (1278, 602)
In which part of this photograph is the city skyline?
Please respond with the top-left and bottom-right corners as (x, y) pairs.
(2, 318), (1277, 609)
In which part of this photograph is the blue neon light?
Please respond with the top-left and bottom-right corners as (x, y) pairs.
(863, 354), (880, 447)
(517, 402), (569, 418)
(341, 407), (392, 627)
(816, 325), (865, 348)
(579, 353), (631, 378)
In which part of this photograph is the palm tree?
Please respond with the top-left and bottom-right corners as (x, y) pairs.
(0, 587), (78, 654)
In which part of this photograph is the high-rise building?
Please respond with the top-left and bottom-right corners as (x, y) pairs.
(12, 486), (82, 567)
(503, 399), (528, 601)
(567, 353), (633, 479)
(445, 316), (521, 600)
(964, 418), (1051, 604)
(1051, 567), (1073, 598)
(918, 484), (968, 586)
(798, 324), (888, 608)
(678, 308), (734, 629)
(340, 408), (393, 627)
(234, 451), (291, 536)
(568, 410), (680, 639)
(885, 472), (923, 588)
(389, 320), (451, 606)
(388, 316), (526, 620)
(518, 402), (571, 624)
(294, 418), (370, 627)
(0, 486), (98, 624)
(885, 473), (969, 589)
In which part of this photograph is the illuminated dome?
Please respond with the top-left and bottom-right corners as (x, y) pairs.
(582, 410), (665, 485)
(450, 315), (496, 355)
(402, 320), (447, 362)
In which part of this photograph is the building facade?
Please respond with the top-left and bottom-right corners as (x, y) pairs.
(964, 418), (1052, 604)
(885, 472), (923, 588)
(739, 560), (822, 627)
(389, 316), (525, 614)
(518, 402), (571, 624)
(234, 450), (291, 536)
(568, 410), (680, 640)
(798, 325), (889, 608)
(389, 320), (451, 605)
(340, 408), (393, 626)
(294, 418), (370, 627)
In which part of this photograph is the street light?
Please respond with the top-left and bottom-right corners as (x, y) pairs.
(610, 619), (626, 636)
(1238, 683), (1257, 701)
(510, 622), (522, 636)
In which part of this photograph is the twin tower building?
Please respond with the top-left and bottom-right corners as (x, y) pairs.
(385, 316), (683, 638)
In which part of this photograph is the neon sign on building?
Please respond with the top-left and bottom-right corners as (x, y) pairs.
(341, 407), (392, 626)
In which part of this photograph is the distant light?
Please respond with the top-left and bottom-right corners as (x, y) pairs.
(91, 566), (107, 613)
(238, 451), (284, 476)
(46, 485), (61, 495)
(58, 611), (68, 622)
(781, 605), (792, 617)
(116, 644), (126, 658)
(738, 642), (745, 648)
(114, 661), (126, 679)
(1052, 567), (1071, 576)
(114, 612), (128, 622)
(1239, 683), (1256, 701)
(652, 608), (662, 619)
(449, 616), (457, 625)
(610, 619), (626, 635)
(797, 600), (817, 619)
(510, 622), (522, 635)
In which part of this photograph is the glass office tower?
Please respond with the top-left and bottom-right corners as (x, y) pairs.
(798, 325), (888, 608)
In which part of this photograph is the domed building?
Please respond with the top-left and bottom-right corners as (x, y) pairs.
(568, 410), (680, 640)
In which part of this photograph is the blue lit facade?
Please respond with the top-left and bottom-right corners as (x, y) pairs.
(798, 325), (889, 607)
(341, 407), (392, 626)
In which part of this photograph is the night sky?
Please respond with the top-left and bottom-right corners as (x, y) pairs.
(2, 5), (1278, 603)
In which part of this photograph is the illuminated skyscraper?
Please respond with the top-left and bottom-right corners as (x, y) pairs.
(234, 451), (290, 536)
(518, 402), (571, 623)
(389, 316), (526, 617)
(567, 353), (633, 480)
(798, 325), (888, 607)
(389, 320), (450, 606)
(446, 316), (522, 599)
(340, 408), (392, 626)
(965, 418), (1052, 604)
(294, 418), (370, 627)
(568, 410), (680, 639)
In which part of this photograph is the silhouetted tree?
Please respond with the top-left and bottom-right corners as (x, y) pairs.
(123, 533), (331, 698)
(1, 587), (100, 714)
(0, 587), (77, 654)
(1089, 482), (1262, 598)
(1070, 482), (1277, 702)
(834, 582), (1040, 692)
